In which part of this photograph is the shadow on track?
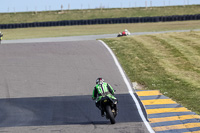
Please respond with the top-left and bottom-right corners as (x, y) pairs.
(0, 94), (144, 127)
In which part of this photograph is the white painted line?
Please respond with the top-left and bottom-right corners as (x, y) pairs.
(99, 40), (155, 133)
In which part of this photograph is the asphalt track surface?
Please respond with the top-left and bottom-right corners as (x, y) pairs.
(0, 39), (152, 132)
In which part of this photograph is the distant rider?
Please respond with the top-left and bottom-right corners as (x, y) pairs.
(92, 78), (117, 117)
(123, 29), (130, 36)
(0, 31), (3, 44)
(119, 29), (130, 36)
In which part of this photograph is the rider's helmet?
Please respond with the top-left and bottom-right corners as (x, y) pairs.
(125, 29), (128, 32)
(96, 78), (104, 85)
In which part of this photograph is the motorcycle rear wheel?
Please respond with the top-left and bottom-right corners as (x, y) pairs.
(105, 105), (116, 124)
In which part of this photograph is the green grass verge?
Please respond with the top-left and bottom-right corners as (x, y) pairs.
(0, 5), (200, 24)
(102, 31), (200, 115)
(1, 20), (200, 40)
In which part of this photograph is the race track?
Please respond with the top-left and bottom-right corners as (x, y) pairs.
(0, 40), (152, 133)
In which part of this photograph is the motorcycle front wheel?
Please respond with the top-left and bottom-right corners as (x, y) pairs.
(105, 105), (116, 124)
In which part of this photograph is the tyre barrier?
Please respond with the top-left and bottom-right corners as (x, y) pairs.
(0, 14), (200, 29)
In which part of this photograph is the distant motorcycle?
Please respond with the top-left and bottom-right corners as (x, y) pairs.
(117, 30), (130, 37)
(99, 94), (118, 124)
(117, 32), (128, 37)
(0, 32), (3, 44)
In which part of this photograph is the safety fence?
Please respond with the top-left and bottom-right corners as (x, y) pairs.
(0, 14), (200, 29)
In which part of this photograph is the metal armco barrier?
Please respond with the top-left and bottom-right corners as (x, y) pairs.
(0, 14), (200, 29)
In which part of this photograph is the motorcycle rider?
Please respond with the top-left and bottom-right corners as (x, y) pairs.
(92, 78), (117, 117)
(123, 29), (130, 36)
(118, 29), (130, 37)
(0, 31), (3, 44)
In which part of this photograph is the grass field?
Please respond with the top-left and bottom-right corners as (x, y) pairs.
(1, 20), (200, 40)
(102, 31), (200, 115)
(0, 5), (200, 24)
